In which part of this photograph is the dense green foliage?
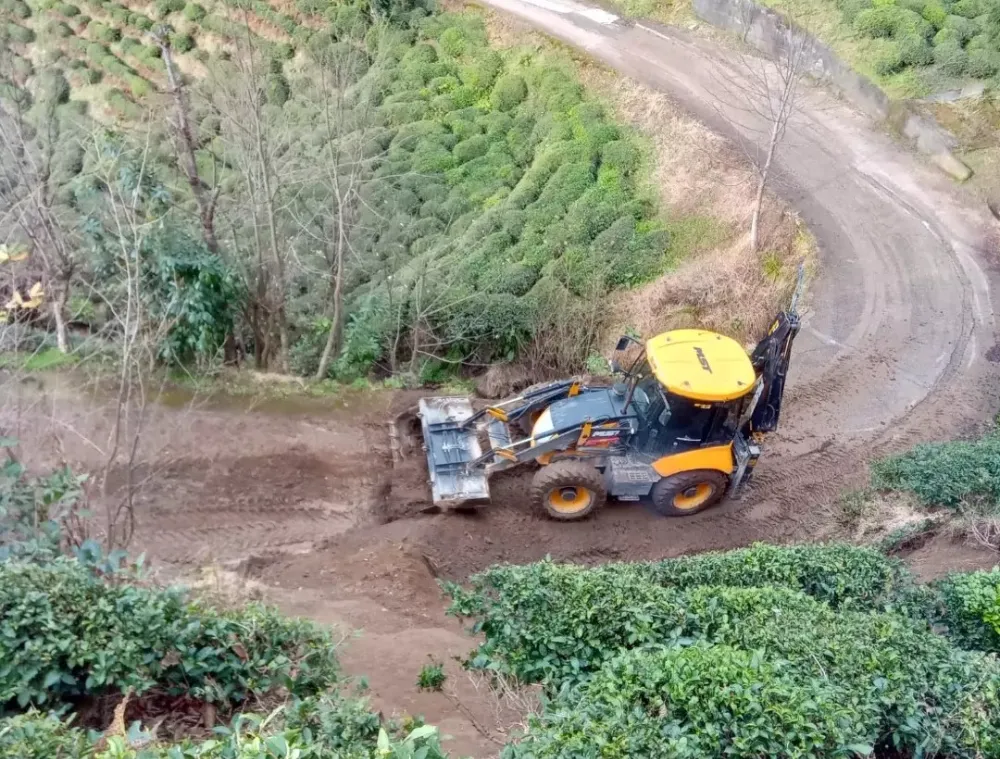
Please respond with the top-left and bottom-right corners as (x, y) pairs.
(283, 14), (665, 377)
(446, 544), (919, 684)
(448, 544), (1000, 758)
(0, 462), (450, 758)
(872, 433), (1000, 507)
(831, 0), (1000, 83)
(1, 0), (684, 381)
(1, 699), (449, 758)
(933, 568), (1000, 651)
(639, 540), (911, 608)
(0, 452), (86, 563)
(0, 559), (340, 711)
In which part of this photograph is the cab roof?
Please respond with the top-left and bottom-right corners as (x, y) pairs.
(645, 329), (756, 403)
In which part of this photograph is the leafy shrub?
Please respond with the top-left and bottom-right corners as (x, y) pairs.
(6, 22), (35, 43)
(44, 19), (74, 37)
(952, 0), (984, 17)
(0, 558), (340, 710)
(3, 0), (31, 19)
(447, 561), (688, 685)
(452, 134), (489, 163)
(1, 697), (449, 758)
(36, 69), (70, 104)
(512, 644), (873, 758)
(0, 712), (93, 758)
(855, 6), (900, 37)
(899, 34), (934, 65)
(126, 74), (149, 98)
(265, 73), (290, 106)
(154, 0), (184, 17)
(967, 48), (1000, 77)
(170, 31), (195, 52)
(643, 541), (913, 609)
(439, 26), (465, 56)
(182, 1), (205, 20)
(92, 23), (121, 43)
(490, 74), (528, 111)
(871, 434), (1000, 507)
(0, 457), (85, 563)
(450, 557), (1000, 758)
(105, 88), (140, 120)
(933, 568), (1000, 651)
(921, 1), (946, 28)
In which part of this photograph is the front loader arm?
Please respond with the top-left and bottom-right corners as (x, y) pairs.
(456, 379), (583, 431)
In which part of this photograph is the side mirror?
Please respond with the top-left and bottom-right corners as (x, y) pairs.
(608, 359), (623, 374)
(615, 336), (631, 352)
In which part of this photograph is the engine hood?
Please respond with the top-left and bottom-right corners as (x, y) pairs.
(531, 388), (630, 442)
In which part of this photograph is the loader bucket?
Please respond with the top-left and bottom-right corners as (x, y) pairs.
(390, 397), (490, 507)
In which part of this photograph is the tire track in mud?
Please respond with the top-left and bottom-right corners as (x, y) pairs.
(129, 438), (388, 567)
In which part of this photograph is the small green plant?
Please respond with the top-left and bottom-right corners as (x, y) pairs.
(182, 1), (205, 20)
(417, 659), (446, 691)
(761, 250), (782, 281)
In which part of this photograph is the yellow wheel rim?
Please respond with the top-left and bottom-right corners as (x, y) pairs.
(672, 483), (714, 511)
(548, 486), (593, 514)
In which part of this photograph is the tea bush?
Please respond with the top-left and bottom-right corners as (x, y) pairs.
(510, 644), (873, 758)
(446, 561), (687, 685)
(0, 559), (339, 711)
(933, 568), (1000, 651)
(0, 697), (449, 758)
(0, 454), (86, 563)
(642, 541), (913, 609)
(826, 0), (1000, 86)
(871, 434), (1000, 507)
(449, 548), (1000, 757)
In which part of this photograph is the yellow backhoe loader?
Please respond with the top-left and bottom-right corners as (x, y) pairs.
(394, 269), (804, 520)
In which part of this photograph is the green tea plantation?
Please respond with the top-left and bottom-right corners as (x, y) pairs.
(446, 543), (1000, 758)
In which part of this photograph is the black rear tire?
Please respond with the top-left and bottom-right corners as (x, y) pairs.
(651, 469), (729, 517)
(530, 461), (606, 521)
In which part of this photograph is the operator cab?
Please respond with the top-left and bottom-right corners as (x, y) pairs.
(613, 329), (758, 453)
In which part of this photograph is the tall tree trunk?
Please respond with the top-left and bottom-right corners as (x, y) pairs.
(750, 117), (781, 254)
(159, 36), (221, 257)
(314, 228), (346, 381)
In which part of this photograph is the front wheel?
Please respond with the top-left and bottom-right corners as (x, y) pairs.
(651, 469), (729, 517)
(530, 461), (606, 521)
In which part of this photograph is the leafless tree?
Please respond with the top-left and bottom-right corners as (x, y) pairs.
(204, 15), (295, 372)
(713, 10), (810, 252)
(297, 30), (396, 380)
(155, 27), (222, 258)
(0, 52), (81, 353)
(80, 127), (179, 550)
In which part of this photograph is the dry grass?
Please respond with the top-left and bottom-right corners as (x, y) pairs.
(184, 564), (269, 608)
(838, 490), (935, 543)
(463, 670), (542, 743)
